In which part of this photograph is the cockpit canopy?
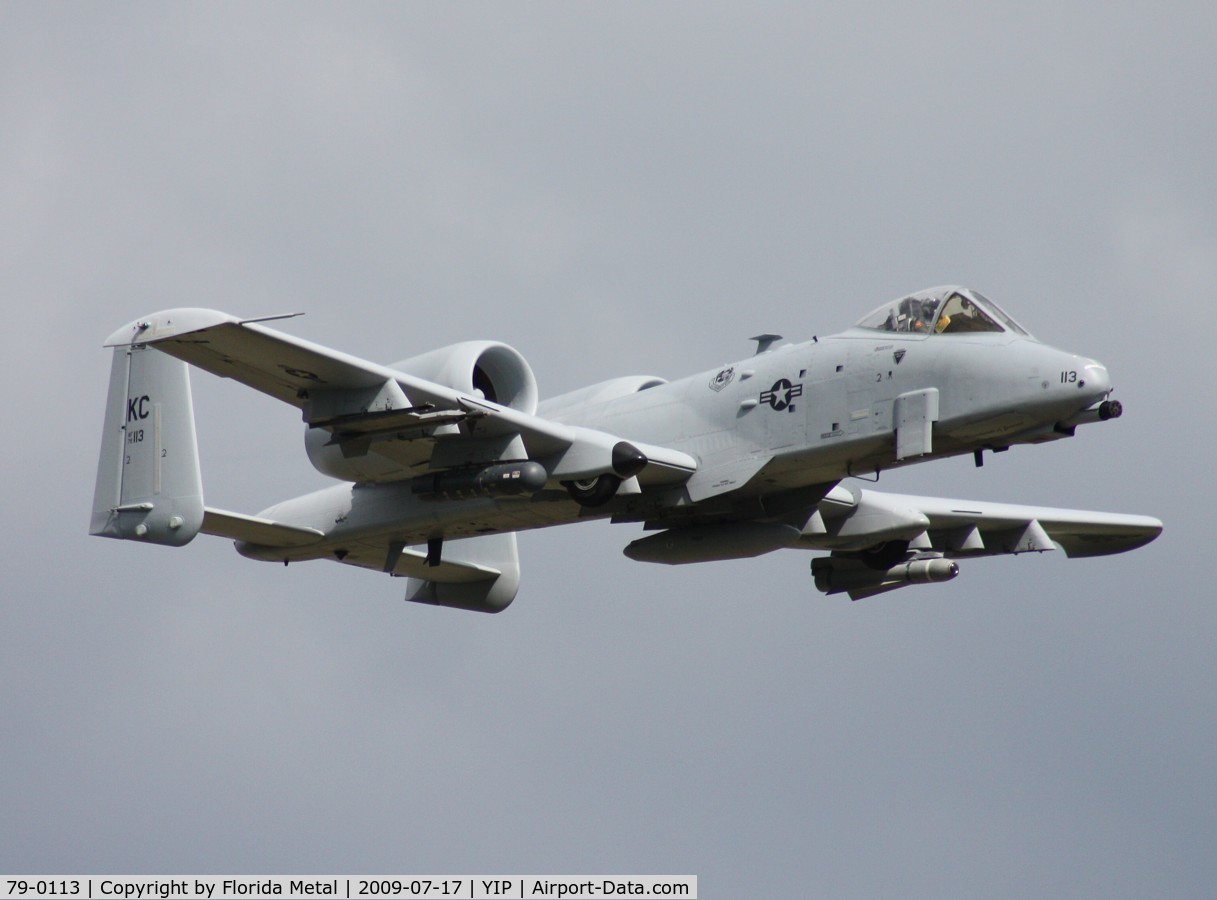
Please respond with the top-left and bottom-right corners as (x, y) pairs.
(855, 287), (1030, 337)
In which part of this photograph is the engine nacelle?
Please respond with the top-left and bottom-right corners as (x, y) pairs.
(305, 341), (539, 482)
(391, 340), (538, 416)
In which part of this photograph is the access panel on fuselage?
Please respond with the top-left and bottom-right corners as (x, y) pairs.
(843, 333), (928, 439)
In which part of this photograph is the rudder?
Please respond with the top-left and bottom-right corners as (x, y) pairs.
(90, 344), (204, 545)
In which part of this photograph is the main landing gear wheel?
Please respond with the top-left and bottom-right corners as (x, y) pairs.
(563, 474), (622, 508)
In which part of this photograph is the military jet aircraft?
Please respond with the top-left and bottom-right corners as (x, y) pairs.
(91, 286), (1161, 610)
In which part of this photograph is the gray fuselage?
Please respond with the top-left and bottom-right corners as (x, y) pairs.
(240, 324), (1112, 563)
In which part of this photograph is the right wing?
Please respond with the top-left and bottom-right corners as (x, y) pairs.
(806, 486), (1163, 599)
(812, 488), (1165, 559)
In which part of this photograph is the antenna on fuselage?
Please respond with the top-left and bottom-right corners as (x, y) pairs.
(750, 334), (783, 354)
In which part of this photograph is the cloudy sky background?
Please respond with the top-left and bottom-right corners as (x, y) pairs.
(2, 2), (1214, 895)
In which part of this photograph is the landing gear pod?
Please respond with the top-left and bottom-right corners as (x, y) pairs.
(563, 474), (622, 508)
(402, 533), (520, 613)
(90, 345), (204, 546)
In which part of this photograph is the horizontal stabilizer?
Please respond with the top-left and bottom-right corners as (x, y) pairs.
(201, 508), (325, 547)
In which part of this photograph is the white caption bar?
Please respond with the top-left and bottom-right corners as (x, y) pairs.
(0, 877), (697, 900)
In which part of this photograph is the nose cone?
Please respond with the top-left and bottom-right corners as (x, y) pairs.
(1079, 359), (1113, 401)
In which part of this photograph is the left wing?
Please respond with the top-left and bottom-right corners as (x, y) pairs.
(104, 309), (697, 486)
(805, 487), (1163, 599)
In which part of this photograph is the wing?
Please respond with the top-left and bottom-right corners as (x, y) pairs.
(105, 309), (697, 486)
(900, 492), (1163, 558)
(801, 486), (1162, 599)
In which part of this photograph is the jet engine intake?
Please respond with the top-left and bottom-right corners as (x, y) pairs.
(391, 341), (538, 415)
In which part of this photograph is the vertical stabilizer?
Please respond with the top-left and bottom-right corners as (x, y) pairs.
(90, 345), (204, 545)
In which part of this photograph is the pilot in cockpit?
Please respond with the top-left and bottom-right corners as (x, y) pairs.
(906, 297), (939, 333)
(856, 288), (1030, 337)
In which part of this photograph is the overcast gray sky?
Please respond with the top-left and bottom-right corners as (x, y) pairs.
(2, 2), (1214, 896)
